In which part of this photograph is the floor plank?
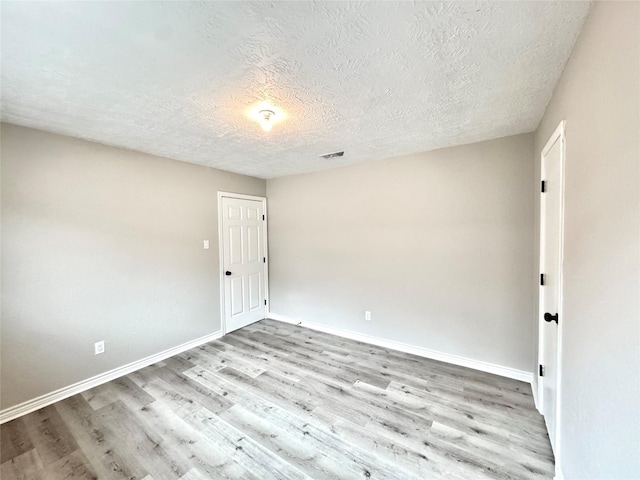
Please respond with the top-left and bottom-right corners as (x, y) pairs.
(0, 417), (34, 464)
(1, 449), (46, 480)
(1, 319), (554, 479)
(20, 405), (79, 467)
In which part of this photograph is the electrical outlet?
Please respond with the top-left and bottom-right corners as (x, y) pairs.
(94, 341), (105, 355)
(365, 310), (371, 321)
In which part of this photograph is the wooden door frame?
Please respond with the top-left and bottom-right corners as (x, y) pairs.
(537, 120), (566, 474)
(217, 191), (269, 335)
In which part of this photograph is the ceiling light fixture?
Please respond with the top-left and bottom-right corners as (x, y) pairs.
(258, 109), (275, 132)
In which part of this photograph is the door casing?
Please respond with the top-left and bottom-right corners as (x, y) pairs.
(537, 120), (566, 473)
(217, 191), (269, 335)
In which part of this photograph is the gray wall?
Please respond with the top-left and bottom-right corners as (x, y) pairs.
(267, 134), (535, 372)
(0, 123), (265, 409)
(533, 2), (640, 478)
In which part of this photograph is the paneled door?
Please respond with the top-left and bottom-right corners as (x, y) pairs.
(538, 121), (565, 456)
(220, 194), (267, 334)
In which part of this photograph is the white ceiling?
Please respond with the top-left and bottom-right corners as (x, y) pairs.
(1, 1), (590, 179)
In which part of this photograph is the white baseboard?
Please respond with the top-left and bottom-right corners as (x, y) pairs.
(532, 379), (542, 413)
(0, 330), (223, 424)
(268, 312), (533, 383)
(2, 314), (535, 423)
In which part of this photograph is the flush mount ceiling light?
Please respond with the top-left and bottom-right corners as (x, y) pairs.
(246, 102), (285, 132)
(258, 109), (275, 132)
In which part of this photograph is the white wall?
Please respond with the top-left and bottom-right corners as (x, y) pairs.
(0, 123), (266, 410)
(267, 134), (535, 373)
(534, 2), (640, 478)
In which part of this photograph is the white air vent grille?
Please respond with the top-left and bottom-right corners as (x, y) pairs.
(319, 151), (344, 159)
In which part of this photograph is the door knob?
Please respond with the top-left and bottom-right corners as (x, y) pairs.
(544, 312), (559, 324)
(225, 271), (232, 276)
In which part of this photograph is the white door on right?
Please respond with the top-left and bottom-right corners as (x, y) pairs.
(539, 121), (565, 453)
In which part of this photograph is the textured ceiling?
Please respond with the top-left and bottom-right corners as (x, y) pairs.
(1, 1), (590, 179)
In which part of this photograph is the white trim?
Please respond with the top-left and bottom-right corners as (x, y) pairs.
(268, 313), (533, 383)
(538, 120), (566, 477)
(532, 380), (542, 413)
(0, 330), (222, 424)
(541, 121), (566, 157)
(263, 200), (270, 315)
(554, 467), (565, 480)
(555, 122), (567, 479)
(217, 192), (269, 336)
(217, 191), (267, 202)
(217, 193), (227, 334)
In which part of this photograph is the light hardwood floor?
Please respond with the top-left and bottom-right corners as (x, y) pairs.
(1, 319), (554, 479)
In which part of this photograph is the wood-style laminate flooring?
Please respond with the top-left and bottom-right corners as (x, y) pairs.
(1, 319), (554, 479)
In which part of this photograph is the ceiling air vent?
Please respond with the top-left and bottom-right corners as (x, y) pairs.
(319, 151), (344, 159)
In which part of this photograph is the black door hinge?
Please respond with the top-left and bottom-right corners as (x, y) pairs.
(263, 257), (266, 263)
(539, 365), (544, 377)
(264, 299), (267, 306)
(540, 273), (545, 286)
(544, 312), (559, 324)
(541, 180), (546, 193)
(262, 214), (265, 221)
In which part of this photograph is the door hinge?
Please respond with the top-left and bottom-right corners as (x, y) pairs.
(544, 312), (559, 324)
(263, 257), (266, 263)
(262, 214), (265, 221)
(540, 273), (545, 286)
(264, 299), (267, 306)
(541, 180), (546, 193)
(539, 365), (544, 377)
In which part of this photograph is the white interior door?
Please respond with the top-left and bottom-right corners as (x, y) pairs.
(538, 121), (565, 454)
(220, 195), (267, 334)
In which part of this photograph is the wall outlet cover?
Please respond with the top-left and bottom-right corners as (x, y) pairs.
(94, 341), (105, 355)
